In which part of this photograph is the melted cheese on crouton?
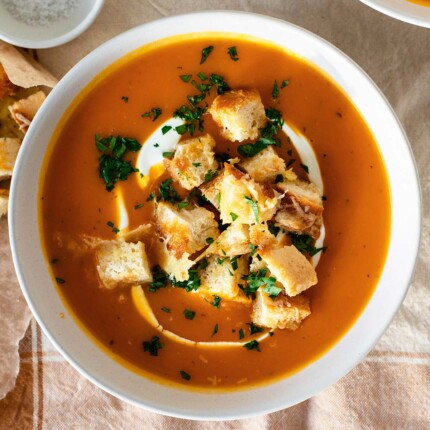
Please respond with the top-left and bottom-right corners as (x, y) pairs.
(204, 222), (250, 257)
(240, 146), (286, 183)
(0, 137), (20, 180)
(95, 240), (152, 289)
(164, 134), (218, 190)
(156, 201), (219, 258)
(259, 245), (317, 296)
(252, 289), (311, 330)
(209, 88), (266, 142)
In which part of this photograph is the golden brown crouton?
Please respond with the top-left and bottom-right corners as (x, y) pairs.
(240, 146), (286, 183)
(0, 64), (16, 99)
(259, 245), (317, 296)
(164, 134), (218, 190)
(152, 238), (194, 282)
(9, 90), (45, 133)
(0, 188), (9, 218)
(204, 164), (280, 224)
(156, 201), (219, 258)
(209, 88), (266, 142)
(198, 255), (250, 304)
(252, 289), (311, 330)
(0, 137), (20, 180)
(204, 222), (250, 257)
(274, 179), (323, 238)
(95, 240), (152, 289)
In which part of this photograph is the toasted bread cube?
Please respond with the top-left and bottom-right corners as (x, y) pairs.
(95, 240), (152, 289)
(0, 137), (20, 181)
(0, 189), (9, 218)
(209, 89), (266, 142)
(240, 146), (286, 183)
(164, 134), (218, 190)
(199, 255), (250, 304)
(211, 164), (280, 224)
(0, 64), (16, 98)
(274, 179), (323, 238)
(152, 238), (194, 282)
(200, 173), (223, 210)
(252, 289), (311, 330)
(156, 201), (219, 258)
(259, 245), (317, 296)
(204, 222), (250, 257)
(9, 90), (45, 133)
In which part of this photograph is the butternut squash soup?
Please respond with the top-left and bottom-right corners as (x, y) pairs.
(40, 34), (390, 390)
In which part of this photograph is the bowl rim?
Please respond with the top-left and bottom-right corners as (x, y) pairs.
(359, 0), (430, 28)
(9, 10), (422, 420)
(0, 0), (105, 49)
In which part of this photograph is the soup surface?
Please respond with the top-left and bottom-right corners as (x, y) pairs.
(40, 34), (390, 390)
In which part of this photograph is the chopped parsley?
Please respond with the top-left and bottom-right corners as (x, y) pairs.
(121, 96), (128, 103)
(206, 237), (214, 244)
(204, 169), (218, 183)
(192, 162), (201, 167)
(230, 256), (239, 271)
(209, 73), (230, 95)
(242, 268), (277, 297)
(179, 74), (192, 83)
(161, 307), (170, 313)
(230, 212), (238, 221)
(148, 266), (169, 292)
(243, 340), (260, 351)
(142, 336), (164, 356)
(275, 174), (284, 183)
(209, 294), (221, 309)
(239, 328), (245, 339)
(180, 370), (191, 381)
(249, 243), (257, 256)
(267, 222), (280, 237)
(134, 203), (144, 210)
(141, 107), (162, 121)
(247, 322), (264, 335)
(55, 277), (65, 284)
(106, 220), (120, 234)
(162, 151), (174, 158)
(146, 192), (155, 202)
(162, 125), (172, 135)
(263, 284), (283, 298)
(200, 45), (214, 64)
(95, 134), (141, 191)
(171, 269), (201, 292)
(183, 309), (196, 320)
(287, 159), (296, 168)
(158, 178), (181, 203)
(272, 80), (280, 99)
(289, 233), (327, 256)
(281, 80), (289, 88)
(227, 46), (239, 61)
(300, 163), (309, 173)
(211, 323), (219, 337)
(153, 143), (159, 148)
(244, 195), (259, 222)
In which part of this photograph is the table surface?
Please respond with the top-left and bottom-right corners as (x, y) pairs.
(1, 1), (429, 429)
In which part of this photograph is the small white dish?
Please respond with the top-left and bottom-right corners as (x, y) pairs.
(0, 0), (104, 49)
(359, 0), (430, 27)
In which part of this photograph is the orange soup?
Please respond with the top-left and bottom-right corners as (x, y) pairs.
(40, 34), (390, 390)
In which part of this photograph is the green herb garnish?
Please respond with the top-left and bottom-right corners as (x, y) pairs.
(121, 96), (128, 103)
(300, 164), (309, 173)
(230, 212), (238, 221)
(204, 169), (218, 183)
(244, 195), (259, 222)
(281, 80), (289, 88)
(183, 309), (196, 320)
(162, 125), (172, 135)
(162, 151), (174, 158)
(200, 45), (214, 64)
(275, 174), (284, 183)
(209, 294), (221, 309)
(171, 269), (201, 292)
(161, 307), (170, 313)
(227, 46), (239, 61)
(158, 178), (181, 203)
(148, 266), (169, 292)
(206, 237), (214, 244)
(179, 74), (192, 83)
(263, 284), (283, 298)
(141, 107), (162, 121)
(289, 233), (327, 256)
(134, 203), (144, 210)
(142, 336), (164, 356)
(106, 220), (120, 234)
(272, 80), (280, 99)
(180, 370), (191, 381)
(247, 322), (264, 335)
(211, 323), (219, 337)
(239, 328), (245, 339)
(55, 277), (65, 284)
(268, 222), (280, 237)
(243, 340), (260, 351)
(192, 162), (201, 167)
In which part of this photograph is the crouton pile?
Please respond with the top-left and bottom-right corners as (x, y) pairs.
(95, 88), (324, 332)
(0, 63), (46, 218)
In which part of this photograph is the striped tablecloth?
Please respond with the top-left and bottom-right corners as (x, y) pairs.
(1, 0), (429, 428)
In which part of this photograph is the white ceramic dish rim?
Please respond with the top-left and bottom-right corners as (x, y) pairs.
(359, 0), (430, 28)
(0, 0), (105, 49)
(9, 11), (421, 420)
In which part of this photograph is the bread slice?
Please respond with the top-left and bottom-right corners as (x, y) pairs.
(9, 90), (45, 133)
(95, 240), (152, 289)
(0, 137), (20, 181)
(239, 146), (286, 183)
(274, 179), (323, 238)
(198, 255), (250, 304)
(204, 222), (250, 257)
(259, 245), (317, 296)
(209, 88), (266, 142)
(156, 201), (219, 258)
(0, 189), (9, 218)
(252, 288), (311, 330)
(164, 134), (218, 190)
(203, 163), (280, 224)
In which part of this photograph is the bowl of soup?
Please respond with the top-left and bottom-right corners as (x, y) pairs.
(359, 0), (430, 27)
(9, 11), (421, 420)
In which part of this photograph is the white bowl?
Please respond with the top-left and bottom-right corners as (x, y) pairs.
(359, 0), (430, 27)
(9, 11), (421, 420)
(0, 0), (104, 48)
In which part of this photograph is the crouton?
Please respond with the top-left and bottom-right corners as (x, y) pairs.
(205, 163), (279, 224)
(95, 240), (152, 289)
(0, 189), (9, 218)
(204, 222), (250, 257)
(199, 173), (223, 210)
(209, 88), (266, 142)
(274, 179), (323, 238)
(164, 134), (218, 190)
(198, 255), (250, 304)
(240, 146), (286, 183)
(259, 245), (317, 296)
(152, 238), (194, 282)
(0, 64), (16, 98)
(9, 90), (45, 133)
(156, 201), (219, 258)
(0, 137), (20, 181)
(252, 289), (311, 330)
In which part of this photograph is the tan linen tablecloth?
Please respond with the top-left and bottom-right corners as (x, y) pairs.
(1, 0), (429, 428)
